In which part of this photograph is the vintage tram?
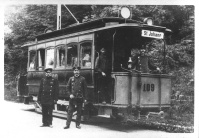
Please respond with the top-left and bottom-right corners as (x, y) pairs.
(19, 16), (172, 121)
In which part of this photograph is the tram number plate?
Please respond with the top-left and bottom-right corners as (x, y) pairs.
(143, 84), (155, 92)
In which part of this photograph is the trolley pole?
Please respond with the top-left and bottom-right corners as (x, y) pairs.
(57, 4), (61, 30)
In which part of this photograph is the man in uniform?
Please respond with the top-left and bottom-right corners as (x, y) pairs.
(95, 48), (111, 104)
(37, 68), (59, 128)
(131, 46), (160, 73)
(64, 66), (87, 129)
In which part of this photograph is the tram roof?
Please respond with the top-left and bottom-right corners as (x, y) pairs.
(35, 17), (170, 41)
(22, 17), (171, 47)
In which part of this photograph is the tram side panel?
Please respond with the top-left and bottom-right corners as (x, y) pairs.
(131, 75), (171, 108)
(112, 73), (171, 108)
(27, 71), (44, 96)
(111, 73), (131, 105)
(139, 77), (159, 106)
(53, 70), (71, 99)
(160, 78), (171, 105)
(27, 69), (94, 101)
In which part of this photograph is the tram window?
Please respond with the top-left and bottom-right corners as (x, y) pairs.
(67, 44), (78, 67)
(37, 49), (45, 70)
(56, 46), (65, 68)
(80, 42), (91, 68)
(29, 51), (36, 70)
(46, 48), (55, 68)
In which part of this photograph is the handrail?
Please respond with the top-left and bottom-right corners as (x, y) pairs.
(120, 64), (141, 73)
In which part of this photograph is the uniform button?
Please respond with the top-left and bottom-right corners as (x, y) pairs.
(51, 86), (52, 87)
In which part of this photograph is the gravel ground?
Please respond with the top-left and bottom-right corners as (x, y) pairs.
(0, 100), (197, 138)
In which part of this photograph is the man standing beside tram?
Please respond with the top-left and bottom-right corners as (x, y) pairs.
(37, 68), (59, 128)
(64, 66), (87, 129)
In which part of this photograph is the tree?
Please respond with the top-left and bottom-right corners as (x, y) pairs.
(4, 4), (194, 86)
(4, 5), (94, 86)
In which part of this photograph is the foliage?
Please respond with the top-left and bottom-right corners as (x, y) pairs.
(62, 5), (92, 27)
(4, 46), (28, 83)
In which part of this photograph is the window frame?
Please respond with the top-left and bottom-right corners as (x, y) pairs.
(55, 44), (66, 69)
(66, 42), (79, 69)
(28, 50), (37, 71)
(37, 48), (46, 71)
(45, 46), (55, 69)
(79, 41), (92, 69)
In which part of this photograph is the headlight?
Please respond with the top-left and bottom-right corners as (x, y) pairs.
(143, 17), (153, 25)
(121, 7), (131, 19)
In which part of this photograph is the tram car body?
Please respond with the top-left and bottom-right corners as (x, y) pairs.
(20, 17), (172, 120)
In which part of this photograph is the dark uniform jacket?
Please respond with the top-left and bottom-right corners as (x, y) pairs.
(38, 77), (59, 105)
(131, 54), (157, 73)
(95, 54), (111, 75)
(66, 76), (87, 99)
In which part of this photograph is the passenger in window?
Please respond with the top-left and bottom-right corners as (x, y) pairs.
(71, 55), (78, 67)
(60, 53), (65, 66)
(95, 48), (111, 104)
(29, 57), (36, 70)
(130, 46), (160, 73)
(82, 53), (91, 67)
(29, 61), (35, 70)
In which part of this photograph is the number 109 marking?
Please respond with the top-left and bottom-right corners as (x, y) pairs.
(143, 84), (155, 92)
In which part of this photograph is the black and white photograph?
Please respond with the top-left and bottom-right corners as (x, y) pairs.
(2, 0), (198, 138)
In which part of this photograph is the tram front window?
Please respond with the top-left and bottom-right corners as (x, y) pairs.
(67, 44), (78, 67)
(46, 48), (55, 68)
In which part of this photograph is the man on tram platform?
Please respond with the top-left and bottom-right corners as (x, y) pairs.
(130, 46), (161, 73)
(95, 48), (112, 104)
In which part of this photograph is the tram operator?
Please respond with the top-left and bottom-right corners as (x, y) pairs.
(64, 66), (87, 129)
(130, 46), (160, 73)
(37, 68), (59, 128)
(95, 48), (111, 104)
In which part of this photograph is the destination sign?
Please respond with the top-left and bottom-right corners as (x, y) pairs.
(141, 30), (164, 39)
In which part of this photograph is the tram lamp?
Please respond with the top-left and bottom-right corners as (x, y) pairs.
(120, 7), (131, 19)
(143, 17), (154, 25)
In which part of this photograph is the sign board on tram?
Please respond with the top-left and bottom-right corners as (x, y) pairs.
(142, 30), (164, 39)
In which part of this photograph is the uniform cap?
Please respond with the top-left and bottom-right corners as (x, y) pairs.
(44, 68), (53, 72)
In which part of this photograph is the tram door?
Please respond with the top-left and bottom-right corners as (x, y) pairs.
(94, 31), (113, 104)
(93, 28), (142, 104)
